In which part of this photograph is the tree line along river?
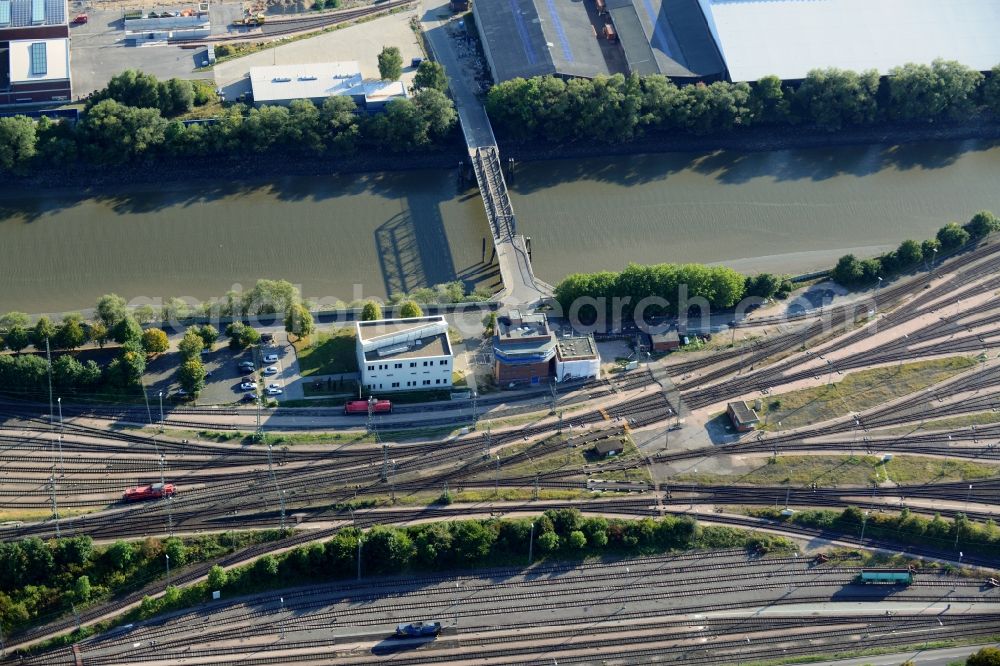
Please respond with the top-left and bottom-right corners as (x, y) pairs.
(1, 138), (999, 314)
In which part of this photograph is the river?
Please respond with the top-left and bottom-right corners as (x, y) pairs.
(1, 138), (999, 314)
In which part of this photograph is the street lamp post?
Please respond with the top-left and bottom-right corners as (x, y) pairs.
(165, 553), (170, 584)
(494, 455), (500, 496)
(874, 276), (883, 315)
(356, 533), (363, 581)
(279, 596), (285, 640)
(158, 391), (164, 431)
(390, 460), (397, 504)
(859, 511), (869, 547)
(527, 522), (535, 565)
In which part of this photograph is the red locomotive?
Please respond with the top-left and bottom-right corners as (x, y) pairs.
(123, 482), (176, 502)
(343, 399), (392, 415)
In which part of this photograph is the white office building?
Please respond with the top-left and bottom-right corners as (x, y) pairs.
(356, 316), (453, 393)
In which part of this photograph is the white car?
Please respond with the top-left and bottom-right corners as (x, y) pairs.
(263, 366), (278, 375)
(265, 387), (283, 396)
(239, 382), (258, 391)
(267, 383), (282, 390)
(263, 354), (278, 363)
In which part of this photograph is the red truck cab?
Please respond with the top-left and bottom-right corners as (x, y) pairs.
(72, 13), (88, 24)
(123, 482), (176, 502)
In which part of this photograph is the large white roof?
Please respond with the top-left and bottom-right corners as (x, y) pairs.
(249, 61), (363, 103)
(701, 0), (1000, 82)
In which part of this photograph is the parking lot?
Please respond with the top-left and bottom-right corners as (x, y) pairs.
(144, 329), (302, 406)
(69, 6), (214, 97)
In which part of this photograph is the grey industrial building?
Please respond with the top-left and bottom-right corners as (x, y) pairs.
(473, 0), (724, 84)
(475, 0), (1000, 85)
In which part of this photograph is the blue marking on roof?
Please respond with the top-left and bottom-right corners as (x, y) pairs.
(641, 0), (675, 58)
(507, 0), (538, 66)
(543, 0), (574, 62)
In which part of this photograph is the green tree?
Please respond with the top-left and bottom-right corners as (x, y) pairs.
(921, 238), (941, 262)
(55, 536), (93, 567)
(937, 222), (971, 250)
(537, 531), (559, 553)
(241, 279), (299, 316)
(111, 340), (147, 386)
(164, 537), (187, 567)
(207, 564), (228, 590)
(141, 328), (170, 355)
(377, 46), (403, 81)
(795, 68), (879, 131)
(225, 322), (261, 350)
(284, 303), (314, 339)
(744, 273), (782, 299)
(831, 254), (865, 288)
(567, 530), (587, 550)
(107, 540), (136, 570)
(398, 301), (423, 318)
(748, 75), (789, 124)
(360, 301), (382, 321)
(96, 294), (129, 329)
(32, 316), (56, 348)
(413, 88), (457, 140)
(112, 316), (143, 344)
(73, 575), (92, 602)
(89, 322), (109, 348)
(367, 98), (429, 151)
(80, 99), (168, 163)
(0, 116), (38, 173)
(178, 328), (204, 359)
(965, 210), (1000, 238)
(449, 521), (495, 564)
(320, 96), (361, 154)
(967, 647), (1000, 666)
(91, 69), (162, 111)
(3, 326), (31, 353)
(983, 65), (1000, 114)
(55, 315), (89, 350)
(160, 78), (195, 116)
(413, 60), (448, 92)
(887, 60), (983, 122)
(178, 357), (207, 395)
(195, 324), (219, 349)
(362, 526), (415, 574)
(0, 312), (29, 331)
(895, 240), (923, 268)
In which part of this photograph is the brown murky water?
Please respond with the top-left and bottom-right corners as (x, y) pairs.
(2, 139), (999, 313)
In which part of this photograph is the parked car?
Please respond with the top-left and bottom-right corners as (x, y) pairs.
(265, 387), (283, 396)
(241, 393), (257, 403)
(267, 383), (281, 390)
(239, 382), (258, 391)
(238, 361), (255, 370)
(242, 375), (254, 383)
(261, 333), (274, 343)
(263, 366), (278, 376)
(263, 354), (278, 363)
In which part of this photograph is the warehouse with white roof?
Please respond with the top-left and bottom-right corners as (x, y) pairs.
(698, 0), (1000, 82)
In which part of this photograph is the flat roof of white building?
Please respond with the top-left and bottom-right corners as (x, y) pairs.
(249, 61), (363, 103)
(8, 38), (69, 83)
(701, 0), (1000, 82)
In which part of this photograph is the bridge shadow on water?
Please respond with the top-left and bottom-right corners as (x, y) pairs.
(508, 137), (1000, 195)
(373, 184), (498, 298)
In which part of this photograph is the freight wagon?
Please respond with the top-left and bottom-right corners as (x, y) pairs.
(857, 567), (915, 585)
